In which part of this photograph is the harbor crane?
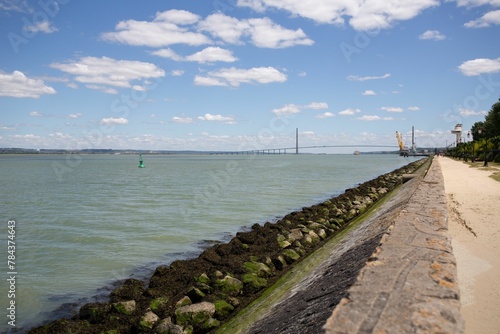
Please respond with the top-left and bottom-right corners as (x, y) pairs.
(396, 131), (410, 156)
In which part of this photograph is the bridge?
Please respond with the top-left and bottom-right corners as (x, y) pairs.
(212, 144), (399, 155)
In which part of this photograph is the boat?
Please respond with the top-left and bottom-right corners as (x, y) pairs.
(138, 154), (145, 168)
(353, 150), (361, 155)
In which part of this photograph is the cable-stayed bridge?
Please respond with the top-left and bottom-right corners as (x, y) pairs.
(212, 144), (399, 155)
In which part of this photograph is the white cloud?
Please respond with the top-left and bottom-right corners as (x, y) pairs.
(198, 13), (313, 48)
(339, 108), (361, 116)
(171, 70), (184, 76)
(458, 57), (500, 76)
(347, 73), (391, 81)
(380, 106), (404, 112)
(305, 102), (328, 109)
(357, 115), (394, 121)
(237, 0), (439, 31)
(24, 20), (58, 34)
(29, 111), (44, 117)
(197, 113), (235, 124)
(407, 106), (420, 111)
(272, 104), (301, 116)
(465, 9), (500, 28)
(419, 30), (446, 40)
(151, 48), (184, 61)
(315, 112), (335, 118)
(0, 0), (32, 12)
(298, 71), (307, 77)
(101, 9), (211, 47)
(185, 47), (238, 64)
(362, 90), (376, 95)
(459, 108), (488, 116)
(100, 117), (129, 125)
(51, 56), (165, 93)
(172, 116), (194, 124)
(194, 66), (287, 87)
(67, 113), (82, 119)
(0, 71), (56, 98)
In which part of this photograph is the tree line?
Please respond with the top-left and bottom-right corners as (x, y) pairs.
(448, 96), (500, 163)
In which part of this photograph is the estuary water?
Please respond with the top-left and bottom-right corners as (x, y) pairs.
(0, 153), (420, 332)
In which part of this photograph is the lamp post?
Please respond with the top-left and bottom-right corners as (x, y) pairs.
(478, 128), (488, 167)
(468, 131), (475, 162)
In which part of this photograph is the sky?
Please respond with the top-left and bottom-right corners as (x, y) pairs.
(1, 0), (500, 153)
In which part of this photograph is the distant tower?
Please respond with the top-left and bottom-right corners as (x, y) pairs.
(296, 128), (299, 154)
(451, 124), (463, 146)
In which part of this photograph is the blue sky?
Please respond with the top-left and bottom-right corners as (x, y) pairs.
(1, 0), (500, 153)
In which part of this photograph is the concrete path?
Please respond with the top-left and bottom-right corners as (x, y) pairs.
(325, 158), (464, 333)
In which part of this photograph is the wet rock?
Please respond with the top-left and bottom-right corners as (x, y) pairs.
(215, 275), (243, 296)
(243, 273), (268, 293)
(139, 311), (159, 330)
(175, 301), (216, 328)
(186, 286), (205, 302)
(155, 317), (185, 334)
(176, 296), (192, 308)
(79, 302), (111, 324)
(243, 261), (272, 277)
(283, 249), (301, 263)
(109, 278), (144, 302)
(150, 296), (169, 313)
(214, 299), (235, 319)
(112, 300), (136, 315)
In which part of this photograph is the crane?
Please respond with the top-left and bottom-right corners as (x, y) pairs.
(396, 131), (409, 156)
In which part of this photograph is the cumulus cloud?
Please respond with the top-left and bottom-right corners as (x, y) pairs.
(465, 9), (500, 28)
(171, 70), (184, 76)
(50, 56), (165, 93)
(67, 113), (82, 119)
(153, 47), (238, 64)
(100, 117), (129, 125)
(24, 20), (58, 34)
(380, 106), (404, 112)
(407, 106), (420, 111)
(338, 108), (361, 116)
(0, 71), (56, 98)
(315, 112), (335, 118)
(29, 111), (44, 117)
(419, 30), (446, 40)
(362, 90), (376, 95)
(237, 0), (439, 31)
(197, 113), (235, 124)
(458, 57), (500, 76)
(194, 66), (287, 87)
(272, 104), (301, 116)
(198, 13), (314, 48)
(459, 108), (488, 116)
(347, 73), (391, 81)
(101, 9), (211, 47)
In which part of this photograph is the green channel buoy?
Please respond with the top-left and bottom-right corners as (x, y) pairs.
(138, 154), (145, 168)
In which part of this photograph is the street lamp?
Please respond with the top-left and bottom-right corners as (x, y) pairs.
(478, 128), (488, 167)
(468, 131), (474, 162)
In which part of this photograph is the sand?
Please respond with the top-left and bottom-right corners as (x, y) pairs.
(439, 156), (500, 334)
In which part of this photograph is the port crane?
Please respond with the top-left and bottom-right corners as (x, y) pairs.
(396, 131), (410, 156)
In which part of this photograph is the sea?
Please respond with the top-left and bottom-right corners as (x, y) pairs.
(0, 153), (422, 332)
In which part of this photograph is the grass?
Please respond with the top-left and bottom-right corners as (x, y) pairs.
(461, 160), (500, 183)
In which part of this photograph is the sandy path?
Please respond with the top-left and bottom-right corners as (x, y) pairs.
(439, 156), (500, 334)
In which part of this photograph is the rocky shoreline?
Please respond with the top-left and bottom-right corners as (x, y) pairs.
(29, 159), (427, 334)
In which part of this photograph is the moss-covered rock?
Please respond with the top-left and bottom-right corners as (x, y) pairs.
(150, 296), (169, 312)
(215, 275), (243, 296)
(186, 286), (205, 302)
(175, 302), (216, 327)
(243, 261), (272, 277)
(242, 273), (268, 293)
(283, 249), (301, 264)
(112, 300), (136, 315)
(139, 311), (160, 330)
(79, 302), (111, 324)
(175, 296), (192, 308)
(214, 299), (235, 319)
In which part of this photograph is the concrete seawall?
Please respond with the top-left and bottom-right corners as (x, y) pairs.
(324, 158), (464, 333)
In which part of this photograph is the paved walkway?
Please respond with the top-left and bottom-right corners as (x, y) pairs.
(325, 158), (464, 333)
(439, 157), (500, 334)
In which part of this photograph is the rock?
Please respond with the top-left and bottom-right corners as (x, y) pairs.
(243, 273), (268, 293)
(272, 255), (288, 270)
(176, 296), (192, 308)
(112, 300), (136, 315)
(155, 317), (185, 334)
(150, 296), (169, 312)
(109, 278), (144, 302)
(186, 286), (205, 302)
(175, 301), (216, 327)
(243, 261), (272, 277)
(139, 311), (160, 330)
(214, 299), (235, 319)
(288, 229), (303, 242)
(309, 230), (320, 244)
(215, 275), (243, 296)
(79, 303), (110, 324)
(283, 249), (301, 263)
(318, 228), (327, 240)
(277, 234), (292, 249)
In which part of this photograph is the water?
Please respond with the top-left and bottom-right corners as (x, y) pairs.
(0, 153), (421, 332)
